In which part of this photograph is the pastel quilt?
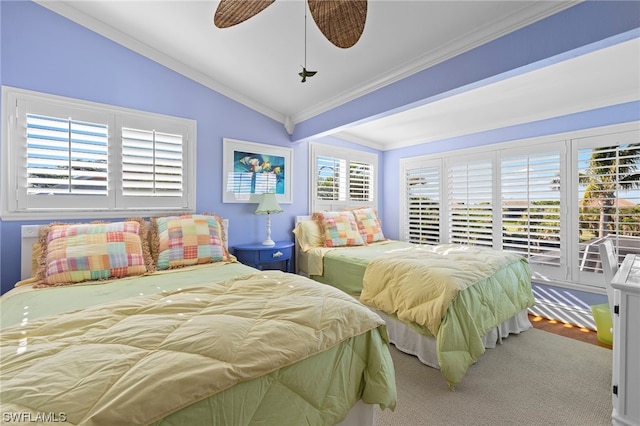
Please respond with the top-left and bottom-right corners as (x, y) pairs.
(360, 244), (534, 388)
(1, 271), (396, 425)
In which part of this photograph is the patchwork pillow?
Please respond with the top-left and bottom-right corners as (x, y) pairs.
(313, 211), (365, 248)
(151, 213), (227, 270)
(31, 242), (43, 278)
(36, 219), (152, 287)
(292, 220), (323, 252)
(351, 207), (386, 243)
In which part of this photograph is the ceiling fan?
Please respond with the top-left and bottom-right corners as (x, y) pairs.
(213, 0), (368, 49)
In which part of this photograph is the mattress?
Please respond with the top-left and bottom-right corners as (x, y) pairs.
(0, 262), (397, 425)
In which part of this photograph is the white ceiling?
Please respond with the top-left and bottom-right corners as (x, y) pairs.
(38, 1), (639, 149)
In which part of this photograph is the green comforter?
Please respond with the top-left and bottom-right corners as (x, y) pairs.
(1, 267), (396, 425)
(360, 244), (534, 389)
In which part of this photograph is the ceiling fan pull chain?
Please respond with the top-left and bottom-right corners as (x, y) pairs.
(299, 1), (317, 83)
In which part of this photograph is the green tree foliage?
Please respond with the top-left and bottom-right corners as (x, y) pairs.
(579, 144), (640, 239)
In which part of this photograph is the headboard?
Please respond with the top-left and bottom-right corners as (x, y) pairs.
(20, 219), (230, 281)
(20, 225), (41, 280)
(296, 215), (312, 224)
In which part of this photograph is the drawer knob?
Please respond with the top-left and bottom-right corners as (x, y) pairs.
(273, 251), (283, 258)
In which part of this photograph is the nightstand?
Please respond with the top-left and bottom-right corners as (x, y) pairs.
(232, 241), (294, 272)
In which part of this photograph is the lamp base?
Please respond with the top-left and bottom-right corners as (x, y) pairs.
(262, 239), (275, 246)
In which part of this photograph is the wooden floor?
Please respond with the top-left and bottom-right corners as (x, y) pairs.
(529, 314), (612, 349)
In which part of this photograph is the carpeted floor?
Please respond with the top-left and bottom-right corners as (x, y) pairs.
(375, 328), (612, 426)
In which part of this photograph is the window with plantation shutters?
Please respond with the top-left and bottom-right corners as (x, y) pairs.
(399, 124), (639, 292)
(310, 143), (377, 212)
(2, 87), (196, 220)
(447, 158), (493, 247)
(403, 162), (441, 244)
(501, 150), (562, 271)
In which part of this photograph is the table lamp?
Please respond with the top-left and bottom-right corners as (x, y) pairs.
(255, 192), (283, 246)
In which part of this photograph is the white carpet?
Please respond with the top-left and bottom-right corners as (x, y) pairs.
(376, 328), (613, 426)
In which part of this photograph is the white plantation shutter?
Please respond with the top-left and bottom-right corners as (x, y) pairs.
(349, 160), (373, 201)
(501, 151), (562, 270)
(311, 143), (377, 212)
(404, 162), (441, 244)
(447, 158), (493, 247)
(4, 87), (195, 219)
(26, 114), (108, 195)
(122, 127), (183, 197)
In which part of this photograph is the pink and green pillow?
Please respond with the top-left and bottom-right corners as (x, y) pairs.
(351, 207), (386, 243)
(36, 218), (152, 287)
(151, 213), (227, 270)
(313, 211), (365, 248)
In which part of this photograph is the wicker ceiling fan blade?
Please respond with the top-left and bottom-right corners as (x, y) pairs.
(307, 0), (367, 49)
(214, 0), (275, 28)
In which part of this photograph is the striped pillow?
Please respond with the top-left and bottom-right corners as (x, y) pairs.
(313, 211), (365, 248)
(37, 219), (151, 287)
(152, 214), (227, 270)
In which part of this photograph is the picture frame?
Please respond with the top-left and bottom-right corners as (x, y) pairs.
(222, 138), (293, 203)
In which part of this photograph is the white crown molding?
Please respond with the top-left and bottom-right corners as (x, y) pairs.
(332, 132), (387, 151)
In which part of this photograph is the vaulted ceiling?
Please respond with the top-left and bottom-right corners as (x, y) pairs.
(38, 1), (639, 149)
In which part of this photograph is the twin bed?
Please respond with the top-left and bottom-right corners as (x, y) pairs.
(0, 214), (396, 425)
(295, 210), (535, 389)
(1, 207), (536, 424)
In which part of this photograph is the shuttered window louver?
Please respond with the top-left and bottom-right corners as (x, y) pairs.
(122, 127), (183, 197)
(578, 142), (640, 274)
(26, 114), (108, 196)
(405, 165), (441, 244)
(349, 161), (373, 201)
(447, 160), (493, 247)
(501, 152), (561, 267)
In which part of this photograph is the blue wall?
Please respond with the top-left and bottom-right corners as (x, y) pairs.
(0, 1), (310, 293)
(0, 0), (638, 295)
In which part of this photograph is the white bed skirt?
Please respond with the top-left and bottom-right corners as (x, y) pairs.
(335, 400), (375, 426)
(373, 308), (532, 369)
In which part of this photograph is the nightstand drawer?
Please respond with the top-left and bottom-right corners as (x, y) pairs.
(232, 241), (295, 272)
(259, 246), (292, 263)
